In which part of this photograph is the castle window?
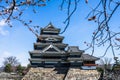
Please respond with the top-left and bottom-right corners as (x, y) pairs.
(45, 37), (58, 42)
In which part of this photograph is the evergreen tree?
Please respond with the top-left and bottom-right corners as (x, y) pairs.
(4, 64), (12, 73)
(16, 64), (23, 75)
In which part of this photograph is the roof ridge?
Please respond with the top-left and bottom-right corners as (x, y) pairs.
(44, 22), (55, 29)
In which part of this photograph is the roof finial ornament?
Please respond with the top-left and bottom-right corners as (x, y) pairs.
(45, 22), (55, 29)
(49, 22), (52, 25)
(48, 22), (52, 27)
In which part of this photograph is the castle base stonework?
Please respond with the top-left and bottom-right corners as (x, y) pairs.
(65, 68), (100, 80)
(22, 67), (66, 80)
(22, 67), (100, 80)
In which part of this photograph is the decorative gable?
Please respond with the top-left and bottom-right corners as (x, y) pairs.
(42, 44), (61, 52)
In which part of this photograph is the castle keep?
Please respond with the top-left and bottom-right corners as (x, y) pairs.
(29, 23), (99, 69)
(22, 23), (100, 80)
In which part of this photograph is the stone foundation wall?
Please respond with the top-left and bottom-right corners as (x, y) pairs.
(22, 68), (65, 80)
(22, 68), (100, 80)
(0, 72), (22, 80)
(65, 68), (100, 80)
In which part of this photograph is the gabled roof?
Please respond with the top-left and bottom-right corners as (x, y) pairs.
(43, 22), (60, 31)
(42, 44), (61, 52)
(34, 42), (68, 48)
(67, 46), (84, 53)
(45, 22), (55, 29)
(29, 50), (66, 54)
(40, 22), (60, 34)
(81, 54), (99, 61)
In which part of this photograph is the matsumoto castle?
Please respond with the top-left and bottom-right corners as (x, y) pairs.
(29, 23), (99, 70)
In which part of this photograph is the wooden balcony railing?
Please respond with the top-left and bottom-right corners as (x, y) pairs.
(83, 64), (97, 66)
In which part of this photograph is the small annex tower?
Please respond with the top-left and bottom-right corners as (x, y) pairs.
(29, 23), (99, 69)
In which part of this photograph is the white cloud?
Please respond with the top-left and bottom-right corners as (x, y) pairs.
(15, 52), (29, 66)
(0, 19), (9, 36)
(0, 19), (6, 26)
(0, 51), (11, 66)
(0, 28), (9, 35)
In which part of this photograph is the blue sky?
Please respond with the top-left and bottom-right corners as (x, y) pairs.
(0, 0), (120, 66)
